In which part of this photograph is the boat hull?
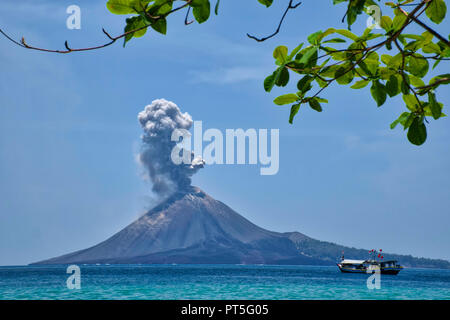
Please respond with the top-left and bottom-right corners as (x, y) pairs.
(337, 264), (402, 275)
(338, 267), (366, 274)
(379, 268), (402, 275)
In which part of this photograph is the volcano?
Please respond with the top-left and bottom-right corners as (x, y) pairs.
(34, 187), (450, 268)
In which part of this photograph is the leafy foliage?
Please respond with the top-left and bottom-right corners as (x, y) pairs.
(106, 0), (215, 46)
(2, 0), (447, 146)
(263, 0), (449, 145)
(104, 0), (449, 146)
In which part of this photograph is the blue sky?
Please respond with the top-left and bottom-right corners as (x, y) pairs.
(0, 0), (449, 265)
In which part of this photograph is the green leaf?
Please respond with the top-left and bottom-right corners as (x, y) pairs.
(344, 0), (366, 29)
(379, 67), (395, 80)
(408, 74), (425, 87)
(403, 112), (415, 130)
(429, 73), (450, 86)
(392, 14), (407, 31)
(191, 0), (210, 23)
(350, 79), (370, 89)
(425, 0), (447, 24)
(400, 33), (424, 41)
(274, 94), (299, 105)
(315, 77), (328, 88)
(370, 80), (387, 107)
(358, 28), (383, 42)
(106, 0), (140, 15)
(315, 97), (328, 103)
(386, 41), (392, 50)
(298, 47), (317, 65)
(407, 117), (427, 145)
(123, 16), (148, 47)
(150, 0), (173, 15)
(408, 54), (429, 78)
(380, 16), (393, 31)
(308, 31), (323, 45)
(273, 46), (288, 64)
(361, 51), (380, 76)
(381, 54), (392, 65)
(289, 104), (300, 124)
(390, 119), (400, 129)
(422, 42), (441, 54)
(335, 66), (354, 85)
(258, 0), (273, 8)
(323, 38), (346, 43)
(319, 64), (339, 78)
(308, 98), (323, 112)
(391, 112), (410, 129)
(264, 67), (285, 92)
(275, 67), (290, 87)
(317, 28), (336, 42)
(385, 75), (399, 97)
(150, 17), (167, 34)
(428, 91), (441, 120)
(297, 75), (314, 92)
(403, 94), (420, 111)
(387, 53), (403, 69)
(335, 29), (358, 41)
(287, 43), (304, 60)
(264, 74), (275, 92)
(400, 74), (411, 95)
(432, 58), (442, 69)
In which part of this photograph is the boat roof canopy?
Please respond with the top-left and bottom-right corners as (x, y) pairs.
(341, 259), (366, 265)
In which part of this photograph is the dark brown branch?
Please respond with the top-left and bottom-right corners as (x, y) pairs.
(0, 0), (192, 54)
(415, 77), (450, 94)
(341, 0), (353, 23)
(0, 29), (27, 48)
(398, 6), (450, 47)
(394, 39), (424, 111)
(247, 0), (302, 42)
(185, 6), (194, 25)
(290, 1), (431, 107)
(354, 67), (368, 81)
(301, 51), (369, 104)
(64, 41), (71, 51)
(102, 28), (114, 40)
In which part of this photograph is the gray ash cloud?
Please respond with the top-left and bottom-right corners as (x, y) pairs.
(138, 99), (204, 196)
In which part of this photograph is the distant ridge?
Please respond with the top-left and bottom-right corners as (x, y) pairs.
(33, 187), (450, 269)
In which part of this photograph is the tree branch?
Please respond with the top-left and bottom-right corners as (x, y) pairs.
(394, 39), (424, 112)
(0, 0), (192, 54)
(247, 0), (302, 42)
(398, 6), (450, 47)
(415, 77), (450, 93)
(185, 6), (194, 25)
(287, 1), (433, 110)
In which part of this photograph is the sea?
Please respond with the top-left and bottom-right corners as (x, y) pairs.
(0, 264), (449, 300)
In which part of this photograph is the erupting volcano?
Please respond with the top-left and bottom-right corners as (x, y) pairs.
(33, 100), (450, 269)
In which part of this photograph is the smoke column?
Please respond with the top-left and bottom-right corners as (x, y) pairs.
(138, 99), (204, 196)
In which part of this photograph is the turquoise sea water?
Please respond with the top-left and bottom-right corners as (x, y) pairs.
(0, 264), (449, 300)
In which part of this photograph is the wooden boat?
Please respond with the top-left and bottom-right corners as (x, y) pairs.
(337, 259), (403, 275)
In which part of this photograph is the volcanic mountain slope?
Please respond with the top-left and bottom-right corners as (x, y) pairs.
(34, 187), (450, 268)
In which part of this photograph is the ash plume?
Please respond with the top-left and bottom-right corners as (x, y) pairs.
(138, 99), (204, 196)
